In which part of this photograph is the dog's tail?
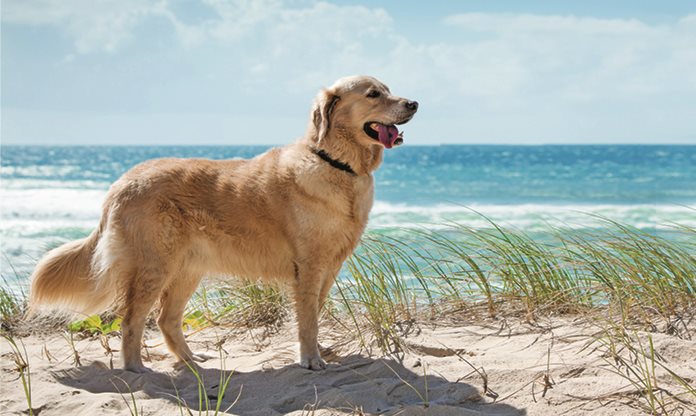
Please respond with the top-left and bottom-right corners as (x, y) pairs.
(27, 229), (117, 318)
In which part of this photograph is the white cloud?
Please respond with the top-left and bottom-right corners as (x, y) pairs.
(158, 1), (399, 91)
(9, 2), (694, 99)
(440, 12), (696, 102)
(2, 2), (695, 143)
(3, 0), (168, 53)
(443, 13), (654, 35)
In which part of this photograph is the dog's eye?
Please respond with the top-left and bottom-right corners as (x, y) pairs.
(366, 90), (381, 98)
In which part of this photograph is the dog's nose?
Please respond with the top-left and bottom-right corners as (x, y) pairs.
(405, 100), (419, 111)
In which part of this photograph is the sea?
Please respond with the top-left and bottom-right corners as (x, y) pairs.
(1, 145), (695, 289)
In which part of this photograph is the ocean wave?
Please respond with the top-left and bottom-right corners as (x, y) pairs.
(1, 178), (110, 190)
(0, 187), (105, 222)
(1, 189), (694, 283)
(370, 201), (696, 230)
(2, 186), (694, 231)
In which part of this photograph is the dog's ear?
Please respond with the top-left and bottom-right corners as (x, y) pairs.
(312, 89), (340, 144)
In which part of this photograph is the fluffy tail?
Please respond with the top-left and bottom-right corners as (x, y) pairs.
(27, 231), (116, 318)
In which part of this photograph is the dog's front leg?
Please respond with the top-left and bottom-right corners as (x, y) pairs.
(292, 268), (326, 370)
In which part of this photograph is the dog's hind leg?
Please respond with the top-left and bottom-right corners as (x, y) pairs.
(157, 274), (210, 364)
(120, 267), (166, 373)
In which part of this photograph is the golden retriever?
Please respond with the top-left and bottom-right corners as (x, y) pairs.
(28, 75), (418, 372)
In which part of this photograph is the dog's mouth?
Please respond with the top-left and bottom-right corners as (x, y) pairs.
(363, 121), (408, 149)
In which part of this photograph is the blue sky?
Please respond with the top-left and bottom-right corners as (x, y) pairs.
(2, 0), (695, 145)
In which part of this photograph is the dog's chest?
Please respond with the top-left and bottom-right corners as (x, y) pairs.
(295, 176), (373, 245)
(349, 178), (374, 225)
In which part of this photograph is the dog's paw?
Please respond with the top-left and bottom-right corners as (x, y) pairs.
(191, 352), (215, 362)
(300, 355), (327, 370)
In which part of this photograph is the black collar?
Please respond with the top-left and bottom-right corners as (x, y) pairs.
(311, 148), (356, 176)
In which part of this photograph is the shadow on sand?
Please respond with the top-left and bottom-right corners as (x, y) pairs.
(54, 355), (525, 415)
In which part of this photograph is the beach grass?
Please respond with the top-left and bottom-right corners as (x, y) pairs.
(0, 275), (25, 331)
(3, 334), (34, 415)
(585, 321), (696, 414)
(1, 214), (695, 414)
(334, 216), (695, 332)
(2, 216), (692, 336)
(186, 280), (288, 332)
(1, 215), (693, 343)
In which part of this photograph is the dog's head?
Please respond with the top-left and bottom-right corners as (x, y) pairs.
(311, 76), (418, 150)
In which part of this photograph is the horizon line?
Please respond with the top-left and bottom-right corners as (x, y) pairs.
(2, 142), (695, 147)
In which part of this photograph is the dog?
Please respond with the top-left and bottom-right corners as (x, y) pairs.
(28, 75), (418, 372)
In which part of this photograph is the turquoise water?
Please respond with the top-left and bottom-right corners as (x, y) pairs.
(1, 145), (695, 285)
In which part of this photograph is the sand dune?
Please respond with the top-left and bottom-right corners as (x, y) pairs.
(2, 317), (695, 415)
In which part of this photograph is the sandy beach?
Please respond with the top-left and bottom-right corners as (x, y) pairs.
(3, 311), (695, 416)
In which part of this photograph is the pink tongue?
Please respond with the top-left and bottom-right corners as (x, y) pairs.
(377, 125), (399, 149)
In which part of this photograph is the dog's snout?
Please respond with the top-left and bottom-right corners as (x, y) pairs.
(404, 100), (419, 111)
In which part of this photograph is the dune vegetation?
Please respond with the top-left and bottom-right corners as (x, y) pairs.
(2, 214), (695, 415)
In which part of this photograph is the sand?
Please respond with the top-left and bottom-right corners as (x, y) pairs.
(2, 316), (695, 415)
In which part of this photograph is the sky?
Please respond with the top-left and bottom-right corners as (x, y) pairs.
(2, 0), (696, 146)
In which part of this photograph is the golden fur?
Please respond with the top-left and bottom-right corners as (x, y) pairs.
(28, 75), (418, 372)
